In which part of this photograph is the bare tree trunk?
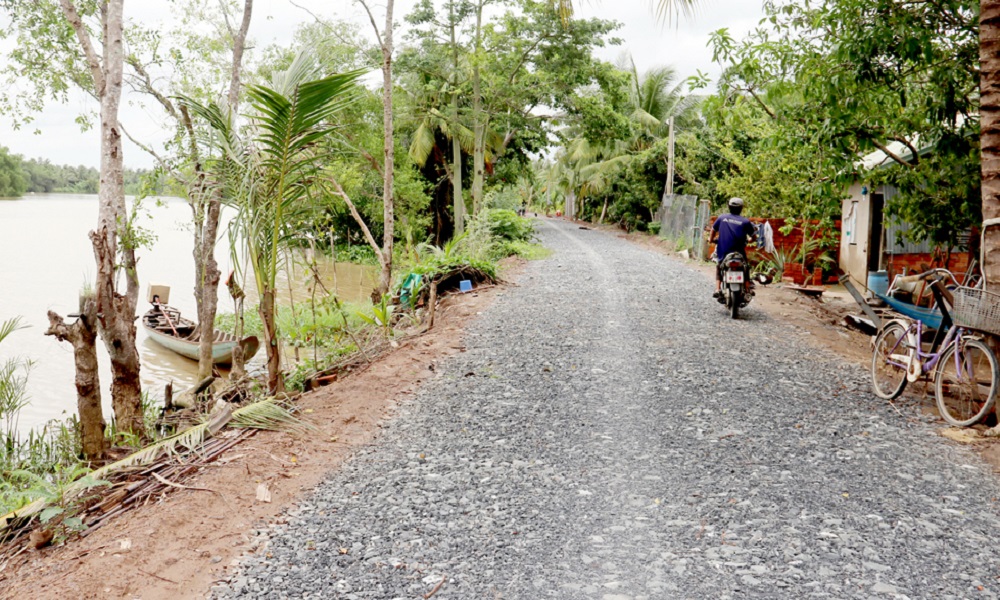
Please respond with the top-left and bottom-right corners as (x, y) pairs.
(449, 6), (464, 235)
(259, 290), (284, 395)
(195, 0), (252, 379)
(60, 0), (143, 435)
(471, 0), (485, 215)
(44, 294), (105, 461)
(983, 1), (1000, 286)
(378, 0), (396, 297)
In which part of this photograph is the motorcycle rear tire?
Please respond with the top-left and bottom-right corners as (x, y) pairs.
(730, 289), (741, 319)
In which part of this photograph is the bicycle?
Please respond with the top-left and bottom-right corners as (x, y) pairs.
(871, 268), (1000, 427)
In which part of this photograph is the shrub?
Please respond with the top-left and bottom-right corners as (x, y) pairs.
(483, 209), (535, 242)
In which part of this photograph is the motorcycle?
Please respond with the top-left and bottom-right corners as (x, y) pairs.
(719, 252), (753, 319)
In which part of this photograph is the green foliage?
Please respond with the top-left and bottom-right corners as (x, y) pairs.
(482, 209), (535, 243)
(216, 296), (370, 349)
(0, 145), (26, 197)
(356, 295), (396, 336)
(705, 0), (979, 244)
(333, 244), (379, 265)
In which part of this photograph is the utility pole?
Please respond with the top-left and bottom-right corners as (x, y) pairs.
(666, 116), (675, 196)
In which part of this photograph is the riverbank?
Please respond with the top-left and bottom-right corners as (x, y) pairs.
(0, 193), (379, 434)
(0, 257), (523, 599)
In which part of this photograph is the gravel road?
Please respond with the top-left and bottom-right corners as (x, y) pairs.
(215, 218), (1000, 599)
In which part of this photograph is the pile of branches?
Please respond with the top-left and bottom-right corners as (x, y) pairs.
(405, 264), (498, 310)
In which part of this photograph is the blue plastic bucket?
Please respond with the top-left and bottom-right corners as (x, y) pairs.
(868, 270), (889, 296)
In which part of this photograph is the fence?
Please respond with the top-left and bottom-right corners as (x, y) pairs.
(657, 194), (710, 259)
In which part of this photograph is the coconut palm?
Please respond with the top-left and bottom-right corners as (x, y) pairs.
(621, 55), (700, 146)
(181, 54), (364, 394)
(555, 0), (699, 23)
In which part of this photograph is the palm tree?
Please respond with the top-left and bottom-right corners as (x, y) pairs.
(622, 55), (699, 147)
(182, 54), (364, 394)
(555, 0), (699, 23)
(982, 2), (1000, 286)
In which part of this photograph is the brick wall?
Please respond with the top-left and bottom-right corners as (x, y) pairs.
(708, 217), (841, 263)
(884, 252), (972, 284)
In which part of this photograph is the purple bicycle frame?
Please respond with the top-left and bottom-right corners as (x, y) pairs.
(884, 319), (967, 378)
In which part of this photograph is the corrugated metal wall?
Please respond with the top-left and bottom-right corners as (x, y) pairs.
(880, 185), (970, 254)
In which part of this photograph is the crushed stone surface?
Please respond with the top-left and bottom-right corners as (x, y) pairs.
(213, 218), (1000, 599)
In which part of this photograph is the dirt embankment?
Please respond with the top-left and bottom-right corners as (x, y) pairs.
(0, 261), (523, 600)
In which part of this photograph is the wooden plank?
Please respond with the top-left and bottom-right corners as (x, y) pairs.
(839, 274), (882, 329)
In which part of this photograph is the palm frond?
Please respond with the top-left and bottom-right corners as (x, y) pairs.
(408, 121), (436, 167)
(85, 421), (213, 485)
(230, 398), (317, 435)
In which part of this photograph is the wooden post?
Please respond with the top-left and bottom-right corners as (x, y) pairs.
(426, 281), (439, 331)
(45, 293), (106, 460)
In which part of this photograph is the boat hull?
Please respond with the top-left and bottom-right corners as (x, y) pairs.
(142, 305), (260, 365)
(143, 320), (259, 365)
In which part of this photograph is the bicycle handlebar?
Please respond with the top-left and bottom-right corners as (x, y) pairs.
(895, 268), (960, 286)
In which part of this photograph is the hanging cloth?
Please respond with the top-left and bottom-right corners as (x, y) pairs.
(763, 221), (776, 254)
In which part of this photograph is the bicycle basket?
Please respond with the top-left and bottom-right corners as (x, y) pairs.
(951, 286), (1000, 336)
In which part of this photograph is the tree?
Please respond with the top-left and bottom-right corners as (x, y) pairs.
(983, 2), (1000, 284)
(706, 0), (978, 245)
(404, 0), (474, 235)
(120, 0), (254, 380)
(0, 147), (27, 197)
(57, 0), (145, 435)
(183, 57), (365, 394)
(357, 0), (397, 297)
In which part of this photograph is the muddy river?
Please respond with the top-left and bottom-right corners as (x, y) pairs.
(0, 194), (378, 433)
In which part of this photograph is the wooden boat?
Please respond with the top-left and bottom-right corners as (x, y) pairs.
(142, 304), (259, 365)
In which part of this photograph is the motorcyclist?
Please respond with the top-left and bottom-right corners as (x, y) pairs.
(710, 197), (756, 302)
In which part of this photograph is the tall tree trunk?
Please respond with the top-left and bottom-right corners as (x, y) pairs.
(97, 0), (143, 436)
(259, 290), (284, 395)
(378, 0), (395, 297)
(983, 1), (1000, 286)
(471, 0), (485, 215)
(195, 0), (252, 379)
(44, 294), (105, 461)
(60, 0), (143, 435)
(449, 7), (464, 235)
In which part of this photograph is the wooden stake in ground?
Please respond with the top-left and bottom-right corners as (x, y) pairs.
(426, 280), (439, 331)
(44, 292), (106, 460)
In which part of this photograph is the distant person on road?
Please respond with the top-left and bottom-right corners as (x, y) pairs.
(710, 197), (756, 301)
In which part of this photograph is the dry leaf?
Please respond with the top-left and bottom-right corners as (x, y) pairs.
(256, 482), (272, 503)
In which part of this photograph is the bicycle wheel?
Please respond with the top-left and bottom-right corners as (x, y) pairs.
(871, 321), (909, 400)
(935, 338), (1000, 427)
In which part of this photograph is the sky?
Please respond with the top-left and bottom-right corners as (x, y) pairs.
(0, 0), (765, 169)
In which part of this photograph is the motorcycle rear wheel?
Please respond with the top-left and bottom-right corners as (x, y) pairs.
(730, 289), (741, 319)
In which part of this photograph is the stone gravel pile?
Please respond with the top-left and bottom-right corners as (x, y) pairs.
(214, 219), (1000, 599)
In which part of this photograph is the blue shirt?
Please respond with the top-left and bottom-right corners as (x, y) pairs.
(713, 214), (755, 259)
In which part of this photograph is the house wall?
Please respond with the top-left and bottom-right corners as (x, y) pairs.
(838, 182), (973, 292)
(840, 183), (872, 289)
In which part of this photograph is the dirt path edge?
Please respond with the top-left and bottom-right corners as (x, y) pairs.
(0, 261), (523, 600)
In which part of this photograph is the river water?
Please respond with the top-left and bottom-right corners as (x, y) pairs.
(0, 194), (378, 433)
